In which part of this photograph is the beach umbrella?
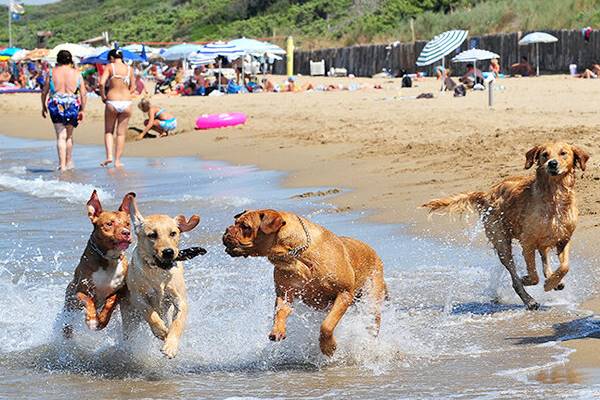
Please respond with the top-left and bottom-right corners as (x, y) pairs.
(0, 47), (22, 57)
(46, 43), (94, 63)
(416, 30), (468, 67)
(80, 48), (146, 64)
(10, 49), (29, 62)
(452, 48), (499, 63)
(122, 43), (158, 55)
(161, 43), (204, 61)
(23, 48), (49, 61)
(196, 42), (245, 91)
(228, 37), (285, 55)
(518, 32), (558, 76)
(187, 51), (215, 66)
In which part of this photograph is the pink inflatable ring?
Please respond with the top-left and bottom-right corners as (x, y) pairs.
(195, 112), (247, 130)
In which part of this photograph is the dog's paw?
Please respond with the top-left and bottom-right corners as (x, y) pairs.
(86, 318), (98, 331)
(268, 330), (286, 341)
(161, 339), (178, 359)
(526, 301), (541, 311)
(521, 275), (539, 286)
(554, 283), (565, 291)
(544, 278), (559, 292)
(319, 334), (337, 357)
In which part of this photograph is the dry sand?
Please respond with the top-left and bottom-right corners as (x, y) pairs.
(2, 74), (600, 380)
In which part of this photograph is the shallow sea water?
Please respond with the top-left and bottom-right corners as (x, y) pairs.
(1, 134), (600, 399)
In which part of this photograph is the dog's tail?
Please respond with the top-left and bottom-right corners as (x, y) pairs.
(421, 191), (487, 216)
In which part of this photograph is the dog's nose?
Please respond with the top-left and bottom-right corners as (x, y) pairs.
(122, 229), (130, 238)
(548, 159), (558, 169)
(162, 248), (175, 259)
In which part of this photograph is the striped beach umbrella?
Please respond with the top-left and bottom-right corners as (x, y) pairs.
(416, 30), (468, 67)
(187, 51), (215, 66)
(197, 42), (244, 60)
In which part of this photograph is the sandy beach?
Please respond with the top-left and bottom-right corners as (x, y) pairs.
(2, 74), (600, 382)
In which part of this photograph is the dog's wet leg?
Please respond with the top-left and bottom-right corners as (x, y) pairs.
(495, 240), (539, 310)
(521, 245), (539, 286)
(319, 291), (353, 357)
(269, 290), (294, 341)
(545, 240), (570, 291)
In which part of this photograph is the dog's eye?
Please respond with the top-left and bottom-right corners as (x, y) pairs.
(106, 221), (113, 227)
(170, 231), (177, 237)
(541, 152), (549, 159)
(560, 151), (567, 157)
(148, 232), (158, 239)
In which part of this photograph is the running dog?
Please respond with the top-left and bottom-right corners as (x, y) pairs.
(222, 209), (387, 357)
(120, 196), (203, 358)
(422, 142), (589, 310)
(62, 190), (134, 338)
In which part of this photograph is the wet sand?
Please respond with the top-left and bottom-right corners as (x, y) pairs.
(2, 74), (600, 379)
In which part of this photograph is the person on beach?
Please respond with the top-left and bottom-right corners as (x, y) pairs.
(41, 50), (87, 172)
(99, 49), (134, 168)
(489, 58), (500, 78)
(136, 98), (177, 140)
(510, 56), (534, 76)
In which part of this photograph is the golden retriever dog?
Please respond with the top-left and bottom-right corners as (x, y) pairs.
(120, 196), (203, 358)
(62, 190), (134, 338)
(422, 142), (589, 310)
(222, 209), (387, 356)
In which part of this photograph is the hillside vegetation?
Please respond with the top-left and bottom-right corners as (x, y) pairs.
(3, 0), (600, 49)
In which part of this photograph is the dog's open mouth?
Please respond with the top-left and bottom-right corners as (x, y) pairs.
(224, 246), (248, 258)
(115, 240), (131, 251)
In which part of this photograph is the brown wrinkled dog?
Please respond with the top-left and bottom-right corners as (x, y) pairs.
(222, 209), (387, 357)
(62, 190), (134, 337)
(120, 196), (201, 358)
(423, 142), (589, 310)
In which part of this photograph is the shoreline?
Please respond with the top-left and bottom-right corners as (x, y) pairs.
(2, 74), (600, 383)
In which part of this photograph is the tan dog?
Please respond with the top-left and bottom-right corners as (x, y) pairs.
(222, 209), (387, 356)
(423, 142), (589, 310)
(120, 196), (201, 358)
(62, 190), (134, 337)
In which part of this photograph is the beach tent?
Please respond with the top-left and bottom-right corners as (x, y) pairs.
(161, 43), (204, 61)
(80, 48), (146, 64)
(518, 32), (558, 76)
(45, 43), (94, 64)
(416, 30), (468, 68)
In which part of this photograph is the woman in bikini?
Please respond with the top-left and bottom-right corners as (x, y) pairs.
(136, 98), (177, 140)
(41, 50), (87, 172)
(99, 49), (135, 167)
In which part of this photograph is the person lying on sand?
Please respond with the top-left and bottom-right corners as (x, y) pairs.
(136, 98), (177, 140)
(459, 63), (484, 88)
(576, 64), (600, 78)
(510, 56), (534, 76)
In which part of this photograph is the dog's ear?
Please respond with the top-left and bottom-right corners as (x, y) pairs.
(259, 210), (286, 235)
(572, 146), (590, 171)
(175, 215), (200, 233)
(86, 190), (102, 223)
(118, 192), (136, 213)
(524, 145), (541, 169)
(129, 195), (144, 229)
(234, 210), (248, 219)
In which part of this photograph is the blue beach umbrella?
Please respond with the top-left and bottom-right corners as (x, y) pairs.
(80, 49), (146, 64)
(228, 37), (285, 55)
(161, 43), (204, 61)
(0, 47), (22, 57)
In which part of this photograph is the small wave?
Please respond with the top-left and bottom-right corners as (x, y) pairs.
(159, 194), (253, 208)
(0, 174), (112, 203)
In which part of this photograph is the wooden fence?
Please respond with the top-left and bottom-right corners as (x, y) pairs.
(274, 29), (600, 77)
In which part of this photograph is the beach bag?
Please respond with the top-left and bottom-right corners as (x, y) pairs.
(454, 85), (466, 97)
(401, 75), (412, 88)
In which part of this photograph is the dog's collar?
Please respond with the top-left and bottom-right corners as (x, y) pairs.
(270, 216), (312, 259)
(87, 238), (121, 261)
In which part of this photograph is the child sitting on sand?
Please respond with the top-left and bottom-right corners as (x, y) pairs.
(136, 98), (177, 140)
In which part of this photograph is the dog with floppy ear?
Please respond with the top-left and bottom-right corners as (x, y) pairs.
(120, 195), (203, 358)
(61, 190), (135, 338)
(422, 142), (590, 310)
(222, 209), (387, 357)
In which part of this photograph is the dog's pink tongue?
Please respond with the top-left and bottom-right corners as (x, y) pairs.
(117, 241), (130, 250)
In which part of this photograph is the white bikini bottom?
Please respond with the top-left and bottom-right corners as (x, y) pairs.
(106, 100), (132, 113)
